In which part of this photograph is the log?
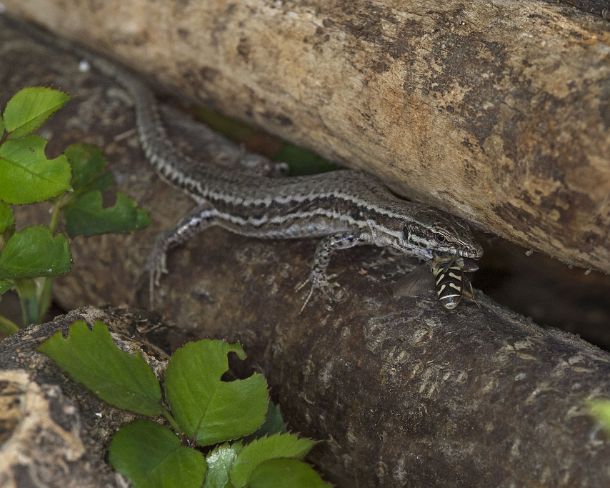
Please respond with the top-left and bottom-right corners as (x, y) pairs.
(2, 1), (610, 273)
(548, 0), (610, 19)
(3, 304), (610, 488)
(2, 17), (610, 487)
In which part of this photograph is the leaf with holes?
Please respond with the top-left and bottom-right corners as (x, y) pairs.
(38, 320), (162, 416)
(64, 191), (150, 237)
(65, 143), (114, 193)
(0, 135), (71, 204)
(0, 226), (70, 279)
(165, 340), (269, 446)
(109, 420), (207, 488)
(3, 87), (69, 138)
(229, 433), (316, 488)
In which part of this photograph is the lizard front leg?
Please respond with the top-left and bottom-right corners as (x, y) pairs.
(298, 231), (370, 312)
(146, 204), (219, 306)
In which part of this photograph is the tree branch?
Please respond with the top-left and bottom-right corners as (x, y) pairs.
(2, 1), (609, 272)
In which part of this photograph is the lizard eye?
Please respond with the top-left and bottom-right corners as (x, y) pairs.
(436, 233), (446, 243)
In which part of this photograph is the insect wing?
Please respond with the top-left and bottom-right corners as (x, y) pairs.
(393, 264), (435, 299)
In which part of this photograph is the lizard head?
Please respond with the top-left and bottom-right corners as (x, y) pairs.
(393, 206), (483, 261)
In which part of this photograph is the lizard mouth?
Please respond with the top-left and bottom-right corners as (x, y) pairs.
(458, 249), (481, 259)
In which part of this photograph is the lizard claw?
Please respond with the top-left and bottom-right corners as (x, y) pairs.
(297, 273), (345, 313)
(144, 234), (170, 308)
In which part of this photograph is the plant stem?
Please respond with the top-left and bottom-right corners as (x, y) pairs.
(161, 406), (182, 434)
(38, 196), (68, 323)
(37, 277), (54, 323)
(0, 314), (19, 336)
(48, 197), (64, 233)
(15, 279), (39, 326)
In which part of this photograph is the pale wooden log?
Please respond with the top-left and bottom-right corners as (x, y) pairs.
(547, 0), (610, 19)
(2, 17), (610, 487)
(2, 1), (610, 273)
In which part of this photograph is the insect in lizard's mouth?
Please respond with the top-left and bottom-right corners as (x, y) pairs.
(458, 248), (483, 259)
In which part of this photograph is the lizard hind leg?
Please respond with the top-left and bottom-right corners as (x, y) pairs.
(146, 204), (218, 307)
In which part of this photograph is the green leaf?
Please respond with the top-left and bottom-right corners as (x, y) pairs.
(109, 420), (207, 488)
(165, 340), (269, 447)
(273, 143), (338, 176)
(229, 434), (317, 488)
(0, 226), (70, 279)
(249, 459), (330, 488)
(38, 320), (162, 416)
(64, 191), (150, 237)
(135, 206), (151, 228)
(590, 400), (610, 432)
(3, 87), (69, 138)
(0, 135), (71, 204)
(250, 402), (287, 440)
(0, 279), (14, 294)
(0, 114), (4, 138)
(64, 143), (114, 192)
(0, 202), (14, 234)
(204, 443), (242, 488)
(0, 313), (20, 336)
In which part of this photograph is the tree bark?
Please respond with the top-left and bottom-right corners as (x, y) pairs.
(2, 1), (610, 273)
(545, 0), (610, 19)
(2, 17), (610, 487)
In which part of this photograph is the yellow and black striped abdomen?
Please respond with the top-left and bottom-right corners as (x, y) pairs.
(433, 261), (465, 310)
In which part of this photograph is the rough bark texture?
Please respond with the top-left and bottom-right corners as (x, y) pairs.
(3, 1), (610, 273)
(2, 18), (610, 487)
(0, 307), (170, 488)
(546, 0), (610, 19)
(4, 301), (610, 487)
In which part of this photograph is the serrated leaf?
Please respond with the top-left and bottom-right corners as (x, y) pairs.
(205, 443), (242, 488)
(229, 434), (316, 488)
(0, 279), (14, 294)
(165, 340), (269, 447)
(3, 87), (69, 138)
(64, 143), (114, 192)
(0, 202), (14, 234)
(248, 459), (332, 488)
(38, 320), (162, 416)
(109, 420), (207, 488)
(0, 135), (71, 204)
(0, 226), (70, 279)
(64, 191), (150, 237)
(249, 459), (330, 488)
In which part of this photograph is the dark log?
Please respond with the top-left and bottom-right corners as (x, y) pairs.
(2, 1), (610, 273)
(2, 17), (610, 487)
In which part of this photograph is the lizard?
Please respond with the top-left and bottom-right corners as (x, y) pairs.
(14, 17), (484, 310)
